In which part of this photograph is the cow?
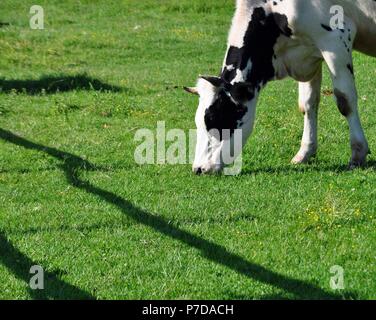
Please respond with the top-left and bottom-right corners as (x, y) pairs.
(185, 0), (376, 174)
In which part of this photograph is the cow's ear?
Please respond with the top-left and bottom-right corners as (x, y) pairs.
(184, 86), (199, 95)
(200, 75), (223, 88)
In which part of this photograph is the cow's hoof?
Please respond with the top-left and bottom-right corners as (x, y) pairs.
(349, 142), (369, 169)
(291, 152), (315, 164)
(348, 159), (367, 170)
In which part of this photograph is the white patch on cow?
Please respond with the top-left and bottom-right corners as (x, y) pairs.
(230, 60), (252, 85)
(195, 78), (216, 129)
(193, 79), (216, 172)
(227, 0), (253, 48)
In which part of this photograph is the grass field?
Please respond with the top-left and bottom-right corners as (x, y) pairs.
(0, 0), (375, 299)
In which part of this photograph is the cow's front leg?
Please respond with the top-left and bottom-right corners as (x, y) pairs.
(319, 32), (369, 168)
(292, 66), (322, 164)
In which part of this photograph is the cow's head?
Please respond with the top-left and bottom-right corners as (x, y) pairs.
(185, 75), (259, 175)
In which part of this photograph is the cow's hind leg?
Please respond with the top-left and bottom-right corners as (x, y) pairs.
(292, 66), (322, 164)
(318, 25), (369, 168)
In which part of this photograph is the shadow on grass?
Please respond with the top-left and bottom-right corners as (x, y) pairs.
(0, 128), (354, 300)
(225, 291), (359, 300)
(0, 232), (94, 299)
(0, 74), (124, 95)
(241, 161), (376, 176)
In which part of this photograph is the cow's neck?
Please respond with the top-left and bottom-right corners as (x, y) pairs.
(221, 5), (292, 92)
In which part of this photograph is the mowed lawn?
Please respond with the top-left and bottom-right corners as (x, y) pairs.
(0, 0), (375, 299)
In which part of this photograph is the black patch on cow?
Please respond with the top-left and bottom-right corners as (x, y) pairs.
(230, 82), (255, 102)
(334, 89), (352, 117)
(222, 46), (244, 82)
(225, 46), (244, 66)
(221, 7), (292, 86)
(347, 63), (354, 75)
(242, 8), (292, 86)
(222, 67), (237, 83)
(321, 24), (333, 32)
(204, 90), (247, 140)
(273, 12), (293, 37)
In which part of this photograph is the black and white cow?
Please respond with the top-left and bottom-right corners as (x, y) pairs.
(185, 0), (376, 174)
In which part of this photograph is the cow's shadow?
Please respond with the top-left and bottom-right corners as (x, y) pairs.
(0, 128), (358, 300)
(0, 74), (124, 95)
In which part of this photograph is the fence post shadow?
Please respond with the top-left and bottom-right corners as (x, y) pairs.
(0, 128), (354, 299)
(0, 74), (125, 95)
(0, 231), (95, 299)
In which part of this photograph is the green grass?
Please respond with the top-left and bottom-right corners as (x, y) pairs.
(0, 0), (375, 299)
